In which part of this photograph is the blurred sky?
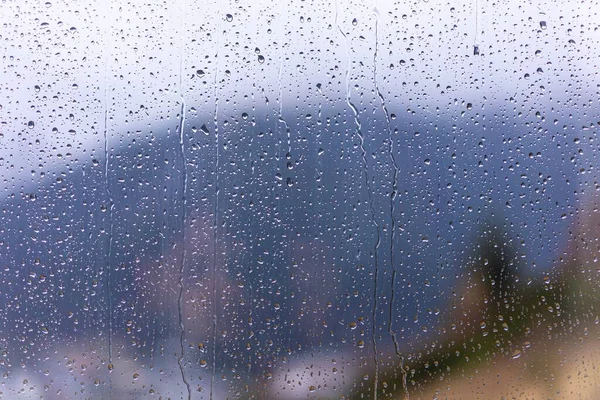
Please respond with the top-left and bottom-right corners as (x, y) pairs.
(1, 0), (598, 187)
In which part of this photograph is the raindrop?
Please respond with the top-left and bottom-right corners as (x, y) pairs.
(226, 14), (233, 22)
(27, 121), (35, 129)
(258, 55), (265, 63)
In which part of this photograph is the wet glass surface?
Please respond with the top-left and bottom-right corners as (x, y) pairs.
(1, 0), (599, 398)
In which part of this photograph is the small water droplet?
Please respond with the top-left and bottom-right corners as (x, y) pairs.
(226, 14), (233, 22)
(258, 55), (265, 63)
(27, 121), (35, 129)
(539, 21), (547, 30)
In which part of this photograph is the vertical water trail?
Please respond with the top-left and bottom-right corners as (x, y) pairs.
(278, 4), (291, 160)
(474, 0), (480, 55)
(102, 4), (114, 388)
(210, 15), (221, 400)
(176, 2), (192, 398)
(373, 9), (409, 398)
(335, 1), (381, 397)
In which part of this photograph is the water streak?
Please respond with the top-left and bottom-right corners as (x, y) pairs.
(176, 3), (192, 398)
(373, 12), (409, 399)
(102, 6), (114, 390)
(335, 2), (381, 397)
(210, 16), (221, 400)
(278, 4), (291, 158)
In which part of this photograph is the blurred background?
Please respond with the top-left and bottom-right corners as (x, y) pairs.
(0, 0), (599, 398)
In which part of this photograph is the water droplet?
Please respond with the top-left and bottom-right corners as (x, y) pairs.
(257, 55), (265, 63)
(539, 21), (547, 30)
(200, 124), (210, 135)
(34, 85), (41, 92)
(27, 121), (35, 129)
(226, 14), (233, 22)
(512, 350), (522, 359)
(196, 70), (205, 77)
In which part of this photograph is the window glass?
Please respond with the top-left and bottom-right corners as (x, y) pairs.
(1, 0), (599, 398)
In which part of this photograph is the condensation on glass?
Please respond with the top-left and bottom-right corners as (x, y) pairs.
(0, 0), (599, 398)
